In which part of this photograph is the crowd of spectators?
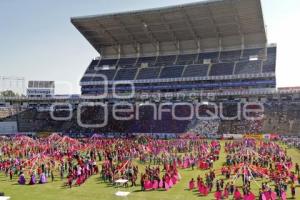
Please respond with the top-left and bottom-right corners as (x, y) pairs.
(0, 99), (299, 136)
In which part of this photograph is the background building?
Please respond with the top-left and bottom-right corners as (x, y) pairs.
(27, 81), (55, 98)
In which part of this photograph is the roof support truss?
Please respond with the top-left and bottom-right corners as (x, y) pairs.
(136, 16), (159, 49)
(206, 4), (221, 47)
(113, 16), (139, 53)
(96, 21), (119, 53)
(158, 13), (178, 49)
(229, 0), (245, 49)
(181, 8), (200, 49)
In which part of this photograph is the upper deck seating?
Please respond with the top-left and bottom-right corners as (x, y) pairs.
(182, 64), (209, 77)
(98, 59), (117, 67)
(136, 56), (157, 67)
(198, 52), (219, 64)
(156, 55), (177, 66)
(209, 62), (234, 76)
(136, 67), (161, 79)
(242, 48), (265, 60)
(220, 50), (241, 62)
(262, 47), (276, 73)
(159, 65), (184, 78)
(94, 69), (117, 80)
(235, 60), (262, 74)
(114, 68), (138, 80)
(84, 60), (100, 74)
(80, 77), (94, 82)
(117, 57), (137, 67)
(176, 54), (197, 65)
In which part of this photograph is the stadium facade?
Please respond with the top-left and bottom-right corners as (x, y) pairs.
(1, 0), (300, 136)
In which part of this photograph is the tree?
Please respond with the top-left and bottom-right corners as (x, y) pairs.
(0, 90), (20, 97)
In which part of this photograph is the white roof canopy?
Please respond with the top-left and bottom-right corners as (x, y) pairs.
(71, 0), (267, 57)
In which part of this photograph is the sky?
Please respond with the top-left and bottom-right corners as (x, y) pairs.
(0, 0), (300, 94)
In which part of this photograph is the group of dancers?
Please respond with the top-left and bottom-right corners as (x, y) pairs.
(141, 164), (181, 191)
(194, 139), (299, 199)
(18, 171), (48, 185)
(0, 134), (299, 199)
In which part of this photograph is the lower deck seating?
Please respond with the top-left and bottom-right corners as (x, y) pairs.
(0, 108), (18, 120)
(8, 100), (300, 135)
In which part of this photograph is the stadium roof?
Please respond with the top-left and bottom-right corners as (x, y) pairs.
(71, 0), (267, 57)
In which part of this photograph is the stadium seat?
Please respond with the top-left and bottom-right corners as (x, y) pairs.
(159, 65), (184, 78)
(90, 59), (100, 66)
(83, 60), (100, 74)
(182, 64), (209, 77)
(198, 52), (219, 64)
(117, 57), (138, 67)
(85, 68), (96, 74)
(209, 63), (234, 76)
(80, 77), (94, 82)
(235, 60), (262, 75)
(241, 48), (265, 60)
(114, 68), (138, 80)
(262, 60), (276, 73)
(136, 67), (161, 79)
(262, 47), (276, 73)
(176, 54), (197, 65)
(95, 69), (117, 80)
(136, 56), (157, 67)
(220, 50), (241, 62)
(98, 59), (118, 67)
(156, 55), (177, 66)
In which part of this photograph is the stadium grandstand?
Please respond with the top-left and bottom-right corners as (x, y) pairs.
(72, 0), (276, 95)
(0, 0), (300, 137)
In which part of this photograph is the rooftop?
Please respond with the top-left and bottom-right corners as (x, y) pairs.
(71, 0), (267, 57)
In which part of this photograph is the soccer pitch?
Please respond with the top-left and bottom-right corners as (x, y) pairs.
(0, 141), (299, 200)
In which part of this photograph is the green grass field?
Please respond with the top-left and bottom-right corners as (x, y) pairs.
(1, 141), (300, 200)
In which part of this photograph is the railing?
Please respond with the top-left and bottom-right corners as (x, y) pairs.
(81, 80), (276, 92)
(3, 87), (300, 102)
(80, 73), (276, 86)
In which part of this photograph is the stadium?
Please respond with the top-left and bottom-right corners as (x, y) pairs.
(0, 0), (300, 200)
